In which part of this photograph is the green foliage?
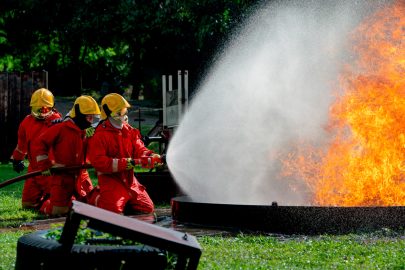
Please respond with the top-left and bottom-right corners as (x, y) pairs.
(0, 55), (21, 71)
(146, 141), (161, 155)
(44, 220), (143, 246)
(0, 17), (7, 46)
(43, 223), (178, 269)
(84, 43), (131, 78)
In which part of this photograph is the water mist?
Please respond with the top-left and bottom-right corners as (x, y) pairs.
(166, 0), (389, 205)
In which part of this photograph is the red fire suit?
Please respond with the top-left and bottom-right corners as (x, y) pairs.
(12, 111), (62, 208)
(88, 120), (154, 214)
(32, 119), (93, 215)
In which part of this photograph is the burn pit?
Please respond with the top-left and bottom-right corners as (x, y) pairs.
(171, 196), (405, 235)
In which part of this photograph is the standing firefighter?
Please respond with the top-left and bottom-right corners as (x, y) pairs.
(11, 88), (62, 209)
(32, 95), (101, 216)
(88, 93), (161, 214)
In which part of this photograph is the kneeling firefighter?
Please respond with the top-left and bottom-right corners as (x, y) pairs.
(88, 93), (161, 214)
(32, 95), (101, 216)
(11, 88), (62, 209)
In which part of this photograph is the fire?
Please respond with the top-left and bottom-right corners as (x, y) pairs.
(281, 1), (405, 206)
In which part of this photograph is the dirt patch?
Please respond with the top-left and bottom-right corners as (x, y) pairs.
(1, 208), (233, 236)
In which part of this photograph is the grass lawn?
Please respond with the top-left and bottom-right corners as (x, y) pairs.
(198, 232), (405, 269)
(0, 163), (42, 227)
(1, 229), (404, 270)
(1, 163), (404, 269)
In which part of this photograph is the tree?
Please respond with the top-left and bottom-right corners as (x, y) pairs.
(0, 0), (258, 98)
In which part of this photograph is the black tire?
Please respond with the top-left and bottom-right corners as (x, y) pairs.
(15, 230), (167, 270)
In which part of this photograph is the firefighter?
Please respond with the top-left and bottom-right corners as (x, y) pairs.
(88, 93), (161, 214)
(11, 88), (62, 209)
(32, 95), (101, 216)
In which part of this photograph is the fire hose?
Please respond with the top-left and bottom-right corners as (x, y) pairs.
(0, 155), (166, 189)
(0, 164), (93, 189)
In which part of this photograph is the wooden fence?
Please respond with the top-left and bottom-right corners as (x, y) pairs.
(0, 71), (48, 162)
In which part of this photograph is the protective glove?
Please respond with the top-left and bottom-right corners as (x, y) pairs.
(154, 154), (167, 171)
(41, 168), (52, 176)
(151, 154), (162, 165)
(126, 158), (136, 170)
(140, 154), (161, 169)
(12, 159), (25, 173)
(85, 127), (95, 138)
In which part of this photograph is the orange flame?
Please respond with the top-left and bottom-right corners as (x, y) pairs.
(281, 1), (404, 206)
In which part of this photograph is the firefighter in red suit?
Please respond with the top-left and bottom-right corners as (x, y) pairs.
(11, 88), (62, 209)
(33, 95), (101, 216)
(88, 93), (161, 214)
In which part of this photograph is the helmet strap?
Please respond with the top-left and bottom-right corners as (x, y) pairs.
(102, 104), (112, 118)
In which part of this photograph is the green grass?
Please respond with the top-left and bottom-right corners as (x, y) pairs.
(0, 231), (29, 270)
(0, 163), (43, 227)
(198, 232), (405, 269)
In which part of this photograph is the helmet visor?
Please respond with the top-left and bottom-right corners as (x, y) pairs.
(31, 106), (52, 119)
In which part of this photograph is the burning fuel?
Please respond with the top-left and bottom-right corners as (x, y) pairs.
(282, 1), (404, 206)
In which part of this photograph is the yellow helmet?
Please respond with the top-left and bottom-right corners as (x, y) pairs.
(101, 93), (130, 120)
(30, 88), (54, 108)
(69, 95), (101, 118)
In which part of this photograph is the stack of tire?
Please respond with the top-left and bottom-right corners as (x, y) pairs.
(15, 230), (168, 270)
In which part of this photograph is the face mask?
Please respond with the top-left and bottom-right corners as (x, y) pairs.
(31, 106), (53, 119)
(87, 115), (101, 127)
(109, 116), (124, 129)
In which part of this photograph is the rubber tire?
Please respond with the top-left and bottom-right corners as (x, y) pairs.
(15, 230), (167, 270)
